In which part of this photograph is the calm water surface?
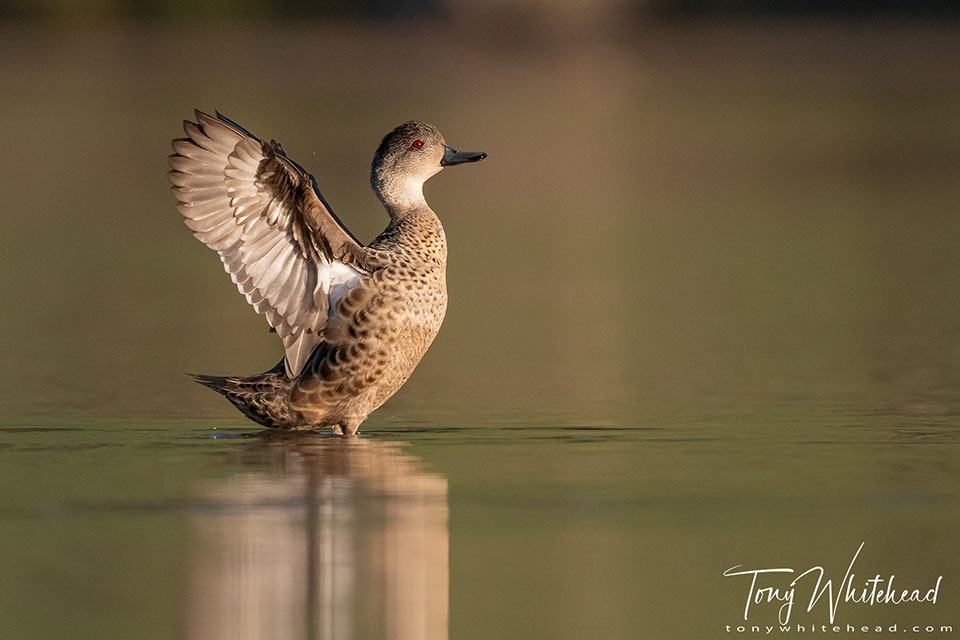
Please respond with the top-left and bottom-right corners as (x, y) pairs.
(1, 22), (959, 639)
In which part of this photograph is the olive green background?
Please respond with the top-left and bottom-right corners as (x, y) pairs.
(0, 9), (958, 639)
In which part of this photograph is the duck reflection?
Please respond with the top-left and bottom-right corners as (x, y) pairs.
(185, 433), (448, 640)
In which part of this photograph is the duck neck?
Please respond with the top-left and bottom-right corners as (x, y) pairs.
(372, 171), (428, 218)
(370, 184), (447, 262)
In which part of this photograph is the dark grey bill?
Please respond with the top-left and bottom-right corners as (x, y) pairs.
(441, 146), (487, 166)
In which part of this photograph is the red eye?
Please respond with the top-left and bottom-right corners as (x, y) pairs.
(412, 140), (423, 149)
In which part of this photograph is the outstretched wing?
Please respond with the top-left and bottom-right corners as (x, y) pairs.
(168, 110), (369, 377)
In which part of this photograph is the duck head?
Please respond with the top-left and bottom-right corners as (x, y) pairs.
(371, 121), (486, 212)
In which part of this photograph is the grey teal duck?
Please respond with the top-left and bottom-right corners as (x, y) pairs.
(168, 111), (486, 434)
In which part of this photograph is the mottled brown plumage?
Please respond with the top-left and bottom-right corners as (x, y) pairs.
(170, 111), (485, 434)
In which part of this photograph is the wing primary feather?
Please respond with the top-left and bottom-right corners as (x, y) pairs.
(214, 110), (263, 141)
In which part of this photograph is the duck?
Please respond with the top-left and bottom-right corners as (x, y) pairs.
(168, 110), (486, 434)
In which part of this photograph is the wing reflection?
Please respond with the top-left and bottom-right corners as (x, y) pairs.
(185, 434), (448, 640)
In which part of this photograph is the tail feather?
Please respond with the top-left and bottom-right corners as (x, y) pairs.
(189, 373), (233, 396)
(188, 360), (295, 428)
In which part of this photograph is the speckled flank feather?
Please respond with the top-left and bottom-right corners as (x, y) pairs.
(168, 111), (484, 434)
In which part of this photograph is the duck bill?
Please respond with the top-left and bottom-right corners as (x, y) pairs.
(441, 146), (487, 166)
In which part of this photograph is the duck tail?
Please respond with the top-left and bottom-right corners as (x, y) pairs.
(189, 373), (233, 397)
(187, 360), (294, 427)
(188, 359), (286, 393)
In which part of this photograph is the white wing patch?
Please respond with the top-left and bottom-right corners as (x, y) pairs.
(323, 259), (365, 311)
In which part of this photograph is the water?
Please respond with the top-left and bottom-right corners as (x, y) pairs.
(1, 21), (959, 639)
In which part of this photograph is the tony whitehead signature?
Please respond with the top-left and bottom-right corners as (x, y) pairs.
(723, 542), (942, 624)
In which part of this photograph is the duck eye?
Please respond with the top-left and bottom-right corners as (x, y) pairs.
(412, 140), (423, 149)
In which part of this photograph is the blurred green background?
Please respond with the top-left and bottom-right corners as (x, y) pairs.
(0, 3), (958, 639)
